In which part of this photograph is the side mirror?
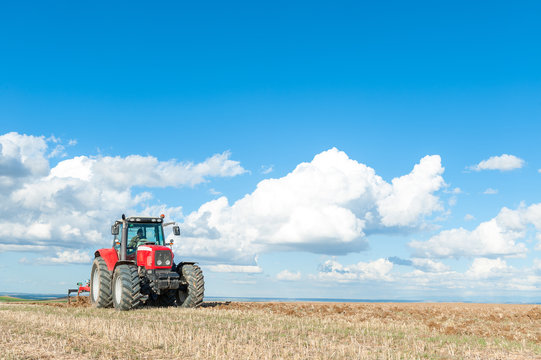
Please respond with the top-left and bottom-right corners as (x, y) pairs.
(173, 226), (180, 236)
(111, 225), (119, 235)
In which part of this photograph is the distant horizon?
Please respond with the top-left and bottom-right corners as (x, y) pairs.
(2, 292), (539, 305)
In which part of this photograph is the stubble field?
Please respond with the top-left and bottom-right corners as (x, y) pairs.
(0, 301), (539, 359)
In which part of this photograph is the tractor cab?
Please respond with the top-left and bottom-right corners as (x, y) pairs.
(111, 215), (179, 267)
(113, 221), (167, 259)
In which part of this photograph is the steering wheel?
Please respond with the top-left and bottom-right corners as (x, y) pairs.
(142, 241), (156, 245)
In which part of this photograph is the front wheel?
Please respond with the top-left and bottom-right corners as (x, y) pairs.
(90, 257), (112, 308)
(112, 264), (141, 311)
(177, 264), (204, 308)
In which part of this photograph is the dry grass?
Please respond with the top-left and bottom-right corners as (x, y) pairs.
(0, 301), (539, 360)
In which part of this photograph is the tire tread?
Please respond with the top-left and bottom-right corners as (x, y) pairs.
(178, 264), (204, 308)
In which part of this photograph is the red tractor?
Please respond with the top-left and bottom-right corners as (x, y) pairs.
(90, 214), (204, 311)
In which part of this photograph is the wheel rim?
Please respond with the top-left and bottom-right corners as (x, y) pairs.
(114, 275), (122, 305)
(92, 267), (99, 302)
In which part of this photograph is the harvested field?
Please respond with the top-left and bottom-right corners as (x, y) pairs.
(0, 301), (539, 360)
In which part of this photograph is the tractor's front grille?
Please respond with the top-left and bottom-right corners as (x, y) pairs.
(155, 250), (172, 267)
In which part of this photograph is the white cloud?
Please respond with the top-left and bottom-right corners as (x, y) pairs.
(410, 258), (450, 272)
(27, 223), (52, 240)
(206, 264), (263, 273)
(260, 165), (274, 174)
(483, 188), (498, 195)
(464, 214), (475, 221)
(0, 244), (48, 253)
(469, 154), (525, 172)
(54, 151), (246, 189)
(0, 132), (49, 186)
(0, 132), (246, 259)
(388, 256), (449, 273)
(465, 258), (511, 280)
(386, 257), (540, 293)
(175, 149), (446, 265)
(410, 203), (541, 258)
(36, 249), (92, 265)
(276, 270), (302, 281)
(48, 144), (66, 158)
(534, 259), (541, 274)
(377, 155), (445, 227)
(47, 135), (61, 144)
(316, 258), (394, 282)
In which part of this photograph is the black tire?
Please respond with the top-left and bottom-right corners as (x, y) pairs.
(90, 257), (113, 308)
(177, 264), (204, 308)
(157, 290), (177, 307)
(112, 264), (141, 311)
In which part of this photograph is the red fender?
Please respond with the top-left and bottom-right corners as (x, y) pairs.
(94, 248), (118, 271)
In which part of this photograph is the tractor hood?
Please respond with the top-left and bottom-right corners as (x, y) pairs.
(136, 245), (175, 270)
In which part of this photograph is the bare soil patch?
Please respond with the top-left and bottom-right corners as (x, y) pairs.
(219, 301), (541, 343)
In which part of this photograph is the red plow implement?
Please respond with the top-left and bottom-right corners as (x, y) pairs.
(68, 281), (90, 304)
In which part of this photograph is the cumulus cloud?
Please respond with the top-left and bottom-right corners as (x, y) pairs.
(386, 257), (540, 293)
(0, 132), (246, 258)
(377, 155), (445, 227)
(174, 148), (446, 265)
(465, 258), (512, 280)
(50, 151), (246, 189)
(469, 154), (525, 172)
(276, 270), (302, 281)
(0, 132), (49, 187)
(410, 203), (541, 259)
(315, 258), (393, 282)
(36, 249), (92, 265)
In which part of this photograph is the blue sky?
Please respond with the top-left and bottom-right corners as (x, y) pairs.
(0, 1), (540, 301)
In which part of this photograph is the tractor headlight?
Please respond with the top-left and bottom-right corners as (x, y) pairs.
(166, 259), (171, 266)
(157, 259), (162, 266)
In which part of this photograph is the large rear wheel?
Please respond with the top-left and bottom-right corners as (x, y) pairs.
(90, 257), (112, 308)
(177, 264), (204, 308)
(112, 264), (141, 311)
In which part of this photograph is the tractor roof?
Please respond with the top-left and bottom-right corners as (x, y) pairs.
(123, 216), (164, 223)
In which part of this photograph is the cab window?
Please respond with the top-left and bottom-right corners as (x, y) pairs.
(127, 223), (164, 247)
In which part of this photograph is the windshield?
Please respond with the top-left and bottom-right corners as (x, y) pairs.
(127, 222), (165, 248)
